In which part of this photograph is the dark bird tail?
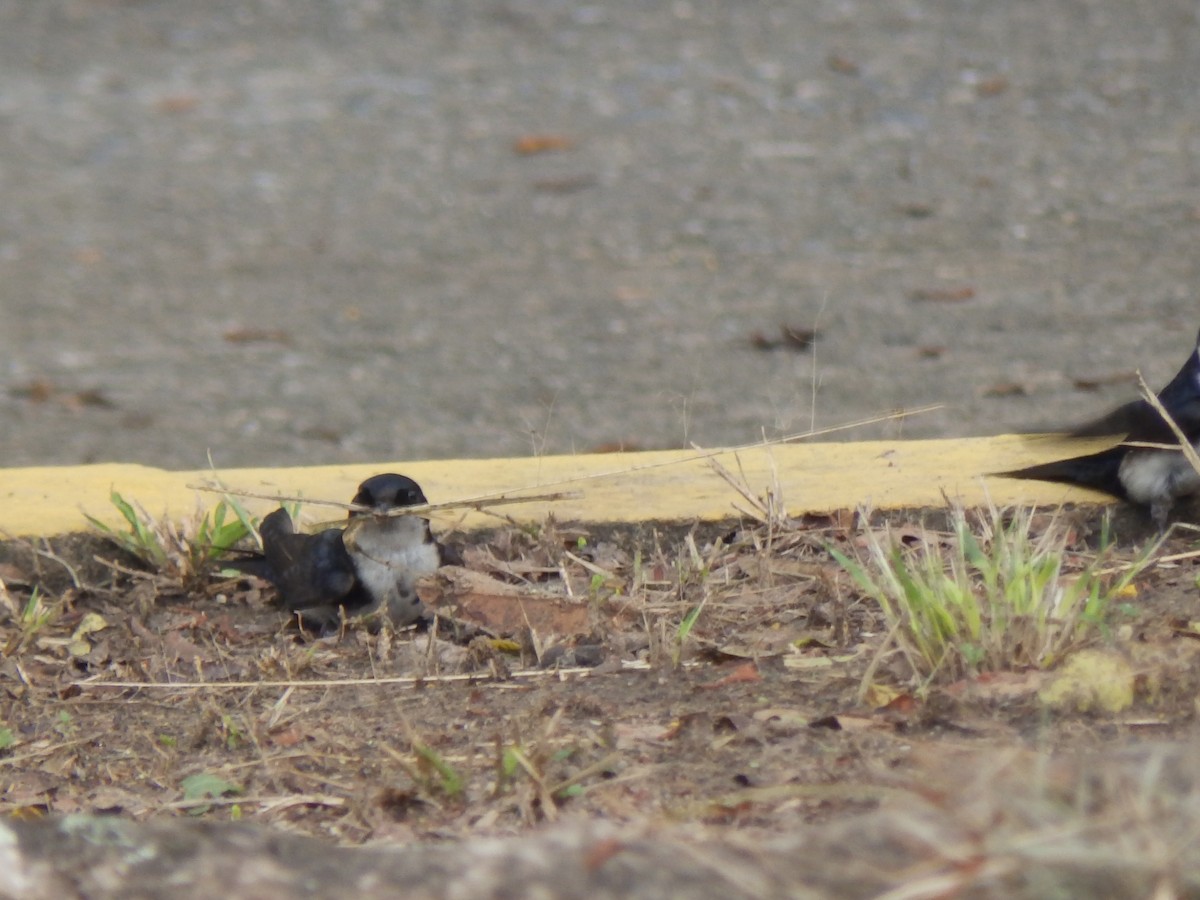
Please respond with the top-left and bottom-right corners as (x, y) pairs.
(997, 446), (1128, 500)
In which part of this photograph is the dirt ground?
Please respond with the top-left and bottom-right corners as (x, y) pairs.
(2, 505), (1200, 895)
(3, 0), (1200, 469)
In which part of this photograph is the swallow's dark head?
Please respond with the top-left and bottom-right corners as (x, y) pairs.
(350, 473), (429, 516)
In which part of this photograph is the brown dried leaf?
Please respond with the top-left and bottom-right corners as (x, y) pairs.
(514, 134), (573, 155)
(1072, 370), (1137, 391)
(222, 327), (292, 345)
(417, 566), (590, 636)
(976, 75), (1010, 97)
(982, 381), (1031, 398)
(826, 53), (860, 76)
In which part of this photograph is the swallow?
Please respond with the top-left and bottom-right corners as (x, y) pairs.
(342, 472), (443, 629)
(233, 473), (444, 632)
(999, 328), (1200, 529)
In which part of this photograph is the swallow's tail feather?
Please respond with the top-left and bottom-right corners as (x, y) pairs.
(997, 447), (1127, 500)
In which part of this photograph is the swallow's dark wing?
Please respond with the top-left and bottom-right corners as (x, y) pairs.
(258, 509), (358, 613)
(1068, 399), (1147, 439)
(1068, 330), (1200, 445)
(1127, 329), (1200, 443)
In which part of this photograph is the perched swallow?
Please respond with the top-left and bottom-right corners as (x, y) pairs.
(999, 328), (1200, 529)
(234, 473), (443, 632)
(342, 473), (442, 629)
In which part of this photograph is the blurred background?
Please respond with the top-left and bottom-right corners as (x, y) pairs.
(2, 0), (1198, 470)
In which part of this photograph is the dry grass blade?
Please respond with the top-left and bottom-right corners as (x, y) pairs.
(706, 454), (772, 522)
(71, 662), (655, 691)
(1135, 369), (1200, 477)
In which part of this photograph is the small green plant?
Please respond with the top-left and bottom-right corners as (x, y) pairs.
(830, 504), (1159, 690)
(180, 772), (242, 816)
(410, 739), (464, 799)
(490, 712), (608, 821)
(54, 710), (75, 739)
(87, 491), (257, 588)
(670, 532), (715, 666)
(19, 587), (55, 633)
(221, 714), (246, 751)
(0, 586), (60, 656)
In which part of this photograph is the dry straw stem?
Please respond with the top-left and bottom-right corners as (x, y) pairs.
(1135, 369), (1200, 477)
(190, 405), (941, 523)
(71, 660), (661, 692)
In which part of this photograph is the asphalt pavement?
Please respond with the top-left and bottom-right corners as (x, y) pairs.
(3, 0), (1199, 470)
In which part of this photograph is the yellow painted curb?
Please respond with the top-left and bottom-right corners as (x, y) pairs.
(0, 434), (1117, 538)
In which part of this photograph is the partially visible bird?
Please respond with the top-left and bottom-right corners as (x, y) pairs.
(233, 473), (443, 632)
(255, 507), (363, 632)
(998, 329), (1200, 530)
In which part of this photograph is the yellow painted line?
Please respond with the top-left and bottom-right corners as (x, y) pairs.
(0, 434), (1118, 538)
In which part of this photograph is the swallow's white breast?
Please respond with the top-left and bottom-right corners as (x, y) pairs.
(1118, 449), (1200, 504)
(347, 516), (440, 625)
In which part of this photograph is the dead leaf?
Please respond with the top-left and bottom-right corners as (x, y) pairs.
(270, 727), (306, 748)
(1072, 370), (1137, 391)
(222, 327), (292, 345)
(1038, 649), (1134, 714)
(10, 381), (114, 409)
(910, 286), (976, 303)
(532, 175), (596, 193)
(982, 381), (1030, 398)
(0, 563), (31, 585)
(71, 613), (109, 642)
(160, 632), (210, 665)
(12, 379), (56, 402)
(782, 655), (833, 671)
(826, 53), (860, 76)
(156, 94), (200, 114)
(698, 661), (760, 690)
(976, 75), (1009, 97)
(749, 325), (817, 352)
(613, 722), (676, 749)
(63, 389), (114, 410)
(862, 683), (905, 709)
(514, 134), (573, 155)
(418, 566), (589, 636)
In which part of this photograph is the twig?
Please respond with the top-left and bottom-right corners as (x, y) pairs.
(72, 660), (662, 691)
(162, 794), (346, 811)
(0, 738), (93, 767)
(186, 484), (581, 518)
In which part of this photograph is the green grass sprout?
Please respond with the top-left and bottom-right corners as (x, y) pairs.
(830, 503), (1159, 690)
(87, 491), (257, 589)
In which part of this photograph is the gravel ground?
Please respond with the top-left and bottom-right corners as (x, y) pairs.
(2, 0), (1199, 470)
